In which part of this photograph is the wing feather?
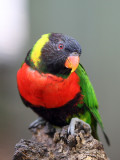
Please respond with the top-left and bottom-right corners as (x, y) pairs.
(76, 64), (110, 145)
(76, 64), (104, 130)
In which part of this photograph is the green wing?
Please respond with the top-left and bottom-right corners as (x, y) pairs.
(76, 64), (110, 145)
(76, 64), (104, 130)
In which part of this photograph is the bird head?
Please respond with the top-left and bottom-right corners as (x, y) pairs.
(25, 33), (82, 77)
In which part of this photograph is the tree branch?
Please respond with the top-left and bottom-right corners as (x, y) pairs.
(13, 122), (109, 160)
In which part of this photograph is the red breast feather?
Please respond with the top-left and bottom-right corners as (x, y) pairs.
(17, 63), (80, 108)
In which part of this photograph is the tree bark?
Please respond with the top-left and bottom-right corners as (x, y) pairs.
(13, 122), (109, 160)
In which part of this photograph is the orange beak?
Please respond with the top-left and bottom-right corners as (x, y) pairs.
(65, 55), (80, 73)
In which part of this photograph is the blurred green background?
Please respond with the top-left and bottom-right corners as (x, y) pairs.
(0, 0), (120, 159)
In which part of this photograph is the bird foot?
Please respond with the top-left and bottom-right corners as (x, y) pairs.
(44, 122), (56, 137)
(68, 117), (91, 135)
(29, 117), (46, 130)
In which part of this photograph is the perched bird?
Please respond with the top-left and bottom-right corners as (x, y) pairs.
(17, 33), (110, 145)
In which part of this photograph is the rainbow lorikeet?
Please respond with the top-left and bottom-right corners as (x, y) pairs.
(17, 33), (110, 145)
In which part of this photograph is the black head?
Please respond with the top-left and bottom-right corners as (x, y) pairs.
(26, 33), (82, 77)
(41, 33), (81, 76)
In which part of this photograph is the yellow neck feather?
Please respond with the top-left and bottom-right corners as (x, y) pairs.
(30, 33), (50, 67)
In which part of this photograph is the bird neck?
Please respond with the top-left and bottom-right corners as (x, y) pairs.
(25, 53), (71, 79)
(38, 61), (71, 79)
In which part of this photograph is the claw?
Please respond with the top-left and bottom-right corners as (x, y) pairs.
(29, 117), (46, 129)
(68, 117), (91, 135)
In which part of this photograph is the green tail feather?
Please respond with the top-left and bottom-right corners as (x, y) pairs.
(103, 131), (110, 145)
(89, 108), (110, 145)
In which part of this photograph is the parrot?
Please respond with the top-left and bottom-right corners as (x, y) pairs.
(17, 33), (110, 145)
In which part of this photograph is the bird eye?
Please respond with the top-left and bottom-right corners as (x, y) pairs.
(58, 43), (64, 50)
